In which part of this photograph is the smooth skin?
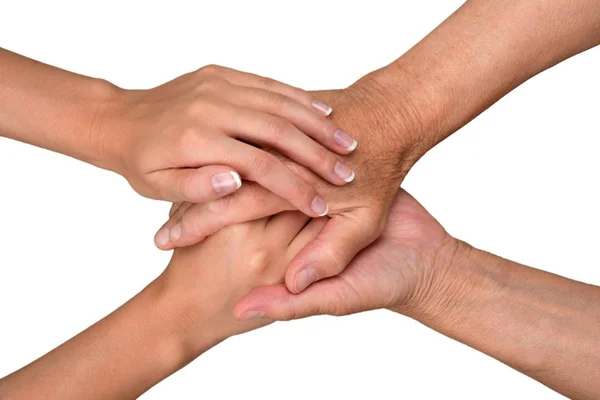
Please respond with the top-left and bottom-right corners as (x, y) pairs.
(0, 211), (327, 399)
(161, 0), (600, 295)
(0, 48), (358, 221)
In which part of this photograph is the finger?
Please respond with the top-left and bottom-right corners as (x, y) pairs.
(224, 86), (357, 154)
(233, 278), (346, 321)
(265, 211), (311, 246)
(157, 182), (292, 250)
(149, 165), (242, 203)
(209, 138), (329, 218)
(155, 202), (194, 249)
(287, 217), (329, 256)
(211, 65), (334, 117)
(284, 215), (377, 294)
(169, 202), (182, 218)
(220, 104), (355, 185)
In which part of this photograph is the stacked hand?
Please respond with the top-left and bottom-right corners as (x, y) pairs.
(160, 189), (457, 353)
(96, 65), (359, 228)
(157, 82), (424, 295)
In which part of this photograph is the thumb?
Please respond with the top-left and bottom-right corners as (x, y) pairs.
(233, 280), (349, 321)
(284, 215), (377, 294)
(150, 165), (242, 203)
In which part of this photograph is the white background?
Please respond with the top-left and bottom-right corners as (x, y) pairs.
(1, 1), (599, 399)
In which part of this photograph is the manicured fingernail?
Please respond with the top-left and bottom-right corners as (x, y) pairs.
(334, 129), (358, 152)
(155, 227), (170, 247)
(312, 100), (333, 116)
(211, 171), (242, 194)
(170, 223), (182, 241)
(334, 161), (355, 183)
(311, 196), (328, 216)
(295, 268), (318, 293)
(240, 310), (265, 320)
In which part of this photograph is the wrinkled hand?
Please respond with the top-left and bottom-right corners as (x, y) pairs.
(157, 83), (421, 294)
(95, 65), (357, 233)
(232, 189), (458, 320)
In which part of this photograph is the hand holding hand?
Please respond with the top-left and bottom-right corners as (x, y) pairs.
(157, 82), (424, 295)
(158, 210), (328, 347)
(232, 189), (459, 320)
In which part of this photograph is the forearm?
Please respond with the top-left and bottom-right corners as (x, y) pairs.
(0, 277), (220, 399)
(409, 242), (600, 400)
(0, 48), (123, 170)
(354, 0), (600, 158)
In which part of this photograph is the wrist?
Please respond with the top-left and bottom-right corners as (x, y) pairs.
(349, 64), (445, 166)
(390, 238), (486, 324)
(147, 274), (230, 363)
(84, 81), (130, 174)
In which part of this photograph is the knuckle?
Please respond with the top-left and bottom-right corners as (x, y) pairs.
(205, 197), (226, 215)
(293, 178), (310, 200)
(316, 245), (346, 276)
(263, 91), (288, 111)
(196, 78), (226, 94)
(180, 212), (205, 238)
(222, 222), (251, 239)
(198, 64), (223, 76)
(178, 127), (202, 150)
(177, 175), (197, 201)
(265, 116), (289, 138)
(251, 154), (277, 178)
(245, 247), (270, 277)
(293, 87), (311, 103)
(314, 145), (331, 166)
(258, 76), (276, 90)
(186, 96), (215, 117)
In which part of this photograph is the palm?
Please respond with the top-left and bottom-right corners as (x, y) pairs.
(234, 190), (451, 320)
(324, 190), (449, 315)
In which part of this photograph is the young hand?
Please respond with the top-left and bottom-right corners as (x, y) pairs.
(95, 65), (357, 225)
(159, 210), (328, 346)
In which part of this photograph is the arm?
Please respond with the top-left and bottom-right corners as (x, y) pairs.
(0, 210), (326, 399)
(0, 48), (354, 217)
(163, 0), (600, 294)
(360, 0), (600, 157)
(409, 242), (600, 400)
(0, 279), (209, 399)
(236, 190), (600, 399)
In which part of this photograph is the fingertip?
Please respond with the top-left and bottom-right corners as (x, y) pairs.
(169, 223), (182, 242)
(154, 226), (171, 249)
(311, 196), (328, 217)
(311, 100), (333, 117)
(292, 268), (318, 294)
(211, 170), (243, 196)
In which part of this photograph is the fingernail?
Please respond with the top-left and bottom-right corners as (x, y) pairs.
(312, 100), (333, 116)
(334, 129), (358, 152)
(295, 268), (318, 293)
(240, 310), (265, 320)
(155, 227), (170, 247)
(170, 223), (182, 241)
(211, 171), (242, 194)
(311, 196), (328, 216)
(334, 161), (355, 183)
